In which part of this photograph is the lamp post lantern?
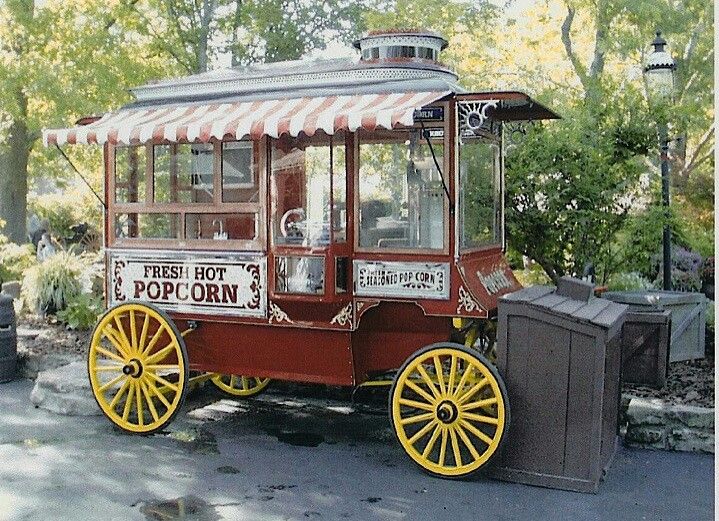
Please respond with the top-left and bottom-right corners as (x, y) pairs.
(644, 31), (676, 291)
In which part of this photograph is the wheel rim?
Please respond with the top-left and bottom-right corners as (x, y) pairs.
(391, 347), (507, 477)
(88, 304), (187, 433)
(211, 374), (271, 397)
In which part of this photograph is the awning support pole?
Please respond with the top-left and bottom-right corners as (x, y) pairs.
(54, 144), (107, 211)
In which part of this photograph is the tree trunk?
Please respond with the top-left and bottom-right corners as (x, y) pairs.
(197, 0), (215, 73)
(0, 90), (32, 244)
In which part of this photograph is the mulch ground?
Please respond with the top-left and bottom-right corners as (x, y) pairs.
(16, 313), (91, 358)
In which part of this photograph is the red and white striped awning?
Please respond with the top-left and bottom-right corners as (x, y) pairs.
(43, 91), (449, 147)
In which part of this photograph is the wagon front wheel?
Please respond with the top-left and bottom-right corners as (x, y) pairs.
(88, 303), (189, 434)
(211, 374), (271, 397)
(390, 343), (509, 478)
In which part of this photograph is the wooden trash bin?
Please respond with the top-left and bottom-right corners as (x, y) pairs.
(620, 310), (671, 388)
(602, 291), (706, 362)
(492, 277), (628, 493)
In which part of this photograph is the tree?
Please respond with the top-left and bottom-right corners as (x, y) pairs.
(0, 0), (172, 243)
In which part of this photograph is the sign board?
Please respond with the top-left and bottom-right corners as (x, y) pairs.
(413, 106), (444, 122)
(353, 261), (450, 300)
(108, 249), (267, 317)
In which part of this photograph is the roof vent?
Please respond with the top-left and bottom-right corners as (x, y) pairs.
(353, 29), (448, 63)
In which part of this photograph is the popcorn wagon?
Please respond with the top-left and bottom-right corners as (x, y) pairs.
(43, 30), (558, 478)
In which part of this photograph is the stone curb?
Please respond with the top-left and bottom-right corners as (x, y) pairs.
(621, 394), (715, 454)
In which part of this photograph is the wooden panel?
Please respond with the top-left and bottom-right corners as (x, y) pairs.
(600, 335), (622, 469)
(563, 331), (600, 480)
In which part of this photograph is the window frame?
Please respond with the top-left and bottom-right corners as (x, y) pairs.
(353, 112), (451, 256)
(456, 127), (504, 254)
(108, 139), (266, 251)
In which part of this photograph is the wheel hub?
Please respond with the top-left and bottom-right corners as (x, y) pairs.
(436, 400), (458, 424)
(122, 358), (143, 378)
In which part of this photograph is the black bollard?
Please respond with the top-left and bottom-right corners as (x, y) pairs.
(0, 293), (17, 383)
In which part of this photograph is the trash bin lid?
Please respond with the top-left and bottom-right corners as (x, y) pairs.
(602, 290), (706, 307)
(502, 277), (628, 330)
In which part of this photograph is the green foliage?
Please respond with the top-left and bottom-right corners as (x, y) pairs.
(505, 91), (655, 283)
(57, 293), (103, 330)
(606, 272), (654, 291)
(0, 234), (36, 284)
(28, 191), (102, 240)
(22, 251), (85, 314)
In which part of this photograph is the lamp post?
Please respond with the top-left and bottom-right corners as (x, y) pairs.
(644, 31), (676, 291)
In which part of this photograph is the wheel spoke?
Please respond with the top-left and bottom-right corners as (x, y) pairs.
(98, 374), (125, 394)
(241, 376), (249, 390)
(460, 419), (494, 446)
(129, 310), (138, 353)
(93, 364), (124, 372)
(146, 378), (172, 409)
(139, 381), (160, 423)
(146, 371), (179, 393)
(452, 364), (474, 399)
(95, 346), (125, 365)
(422, 424), (442, 458)
(433, 356), (446, 396)
(462, 412), (499, 425)
(122, 381), (136, 422)
(457, 378), (489, 405)
(113, 315), (133, 356)
(408, 419), (438, 446)
(144, 343), (176, 365)
(455, 423), (481, 461)
(398, 398), (434, 412)
(399, 412), (434, 426)
(415, 364), (441, 399)
(136, 380), (144, 426)
(139, 312), (150, 354)
(229, 375), (236, 388)
(460, 397), (498, 412)
(102, 328), (129, 360)
(447, 355), (457, 396)
(438, 427), (448, 466)
(449, 427), (462, 467)
(405, 380), (437, 406)
(109, 379), (131, 409)
(141, 325), (166, 357)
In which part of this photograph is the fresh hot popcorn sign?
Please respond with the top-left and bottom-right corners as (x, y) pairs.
(109, 250), (266, 317)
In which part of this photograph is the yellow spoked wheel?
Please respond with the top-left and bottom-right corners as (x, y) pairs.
(88, 303), (189, 434)
(210, 374), (271, 397)
(390, 343), (509, 478)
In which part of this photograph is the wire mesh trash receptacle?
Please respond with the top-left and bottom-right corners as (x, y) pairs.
(620, 310), (671, 388)
(0, 293), (17, 383)
(492, 277), (628, 493)
(602, 291), (706, 362)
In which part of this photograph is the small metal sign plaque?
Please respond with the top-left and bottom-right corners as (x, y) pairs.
(108, 249), (267, 317)
(354, 261), (450, 300)
(413, 106), (444, 122)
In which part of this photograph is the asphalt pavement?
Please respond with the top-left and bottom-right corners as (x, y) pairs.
(0, 378), (713, 521)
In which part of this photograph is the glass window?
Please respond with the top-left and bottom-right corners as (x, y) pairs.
(358, 128), (445, 250)
(271, 134), (346, 247)
(115, 146), (146, 203)
(459, 138), (501, 249)
(222, 141), (258, 203)
(185, 213), (257, 241)
(114, 213), (181, 240)
(154, 144), (214, 204)
(275, 256), (324, 295)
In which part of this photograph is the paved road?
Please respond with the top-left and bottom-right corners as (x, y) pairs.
(0, 379), (713, 521)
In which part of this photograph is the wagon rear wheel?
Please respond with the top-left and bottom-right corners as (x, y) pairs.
(389, 343), (509, 478)
(88, 303), (189, 434)
(211, 374), (271, 397)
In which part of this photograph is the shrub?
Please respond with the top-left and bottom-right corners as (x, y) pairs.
(0, 237), (36, 284)
(22, 251), (85, 314)
(606, 272), (654, 291)
(57, 293), (103, 330)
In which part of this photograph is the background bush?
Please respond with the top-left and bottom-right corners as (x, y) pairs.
(22, 251), (85, 314)
(57, 293), (103, 330)
(0, 236), (36, 284)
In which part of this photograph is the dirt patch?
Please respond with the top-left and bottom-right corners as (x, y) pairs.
(16, 314), (91, 357)
(623, 356), (714, 408)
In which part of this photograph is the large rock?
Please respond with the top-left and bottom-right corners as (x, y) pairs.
(30, 361), (101, 416)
